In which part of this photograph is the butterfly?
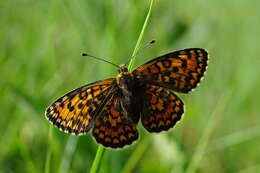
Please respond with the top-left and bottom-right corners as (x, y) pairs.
(45, 48), (208, 149)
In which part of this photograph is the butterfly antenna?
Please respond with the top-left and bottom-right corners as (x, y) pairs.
(125, 39), (156, 66)
(81, 53), (119, 68)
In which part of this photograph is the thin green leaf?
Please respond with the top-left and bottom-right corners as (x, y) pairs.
(128, 0), (154, 71)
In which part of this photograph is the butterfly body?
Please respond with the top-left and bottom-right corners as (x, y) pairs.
(116, 65), (146, 125)
(45, 48), (208, 148)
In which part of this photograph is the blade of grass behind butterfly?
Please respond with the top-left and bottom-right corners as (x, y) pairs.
(58, 136), (79, 173)
(185, 92), (231, 173)
(128, 0), (154, 71)
(45, 126), (53, 173)
(122, 137), (151, 173)
(90, 1), (154, 173)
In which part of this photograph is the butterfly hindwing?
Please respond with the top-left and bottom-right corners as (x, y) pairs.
(45, 78), (115, 135)
(141, 85), (184, 132)
(133, 48), (208, 93)
(92, 95), (139, 148)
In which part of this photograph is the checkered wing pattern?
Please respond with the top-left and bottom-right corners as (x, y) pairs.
(45, 78), (115, 135)
(92, 95), (138, 148)
(133, 48), (208, 93)
(141, 85), (184, 132)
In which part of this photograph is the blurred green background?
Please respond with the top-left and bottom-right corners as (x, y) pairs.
(1, 0), (260, 172)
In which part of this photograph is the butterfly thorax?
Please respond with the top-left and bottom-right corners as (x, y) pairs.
(116, 64), (135, 91)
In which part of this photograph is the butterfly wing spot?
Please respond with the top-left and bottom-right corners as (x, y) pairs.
(141, 85), (184, 133)
(45, 78), (115, 135)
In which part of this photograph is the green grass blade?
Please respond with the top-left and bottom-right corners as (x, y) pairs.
(90, 146), (106, 173)
(186, 93), (231, 173)
(209, 126), (260, 152)
(122, 137), (151, 173)
(128, 0), (154, 71)
(59, 136), (79, 173)
(44, 126), (53, 173)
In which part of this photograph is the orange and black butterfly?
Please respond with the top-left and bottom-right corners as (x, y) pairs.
(45, 48), (208, 149)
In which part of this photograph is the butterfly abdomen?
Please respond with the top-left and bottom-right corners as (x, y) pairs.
(116, 72), (145, 124)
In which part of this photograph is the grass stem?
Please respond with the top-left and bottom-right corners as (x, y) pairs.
(122, 137), (151, 173)
(186, 94), (230, 173)
(128, 0), (154, 71)
(90, 146), (105, 173)
(44, 125), (53, 173)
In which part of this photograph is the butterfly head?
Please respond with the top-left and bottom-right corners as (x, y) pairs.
(118, 64), (128, 73)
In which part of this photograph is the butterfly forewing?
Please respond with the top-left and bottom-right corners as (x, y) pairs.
(45, 78), (116, 135)
(132, 48), (208, 93)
